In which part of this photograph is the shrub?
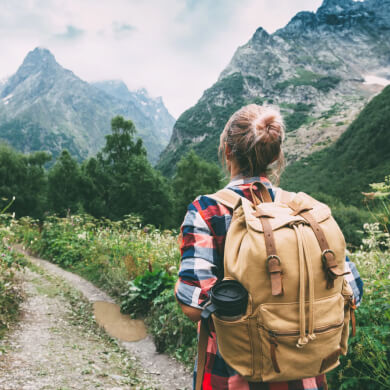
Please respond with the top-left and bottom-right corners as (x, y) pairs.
(146, 289), (197, 366)
(327, 222), (390, 390)
(120, 269), (175, 317)
(0, 219), (26, 339)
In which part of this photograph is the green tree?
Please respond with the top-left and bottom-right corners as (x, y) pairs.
(0, 143), (50, 218)
(172, 150), (225, 225)
(48, 150), (83, 216)
(80, 156), (111, 218)
(89, 116), (174, 226)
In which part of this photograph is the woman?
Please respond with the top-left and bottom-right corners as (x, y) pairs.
(175, 104), (363, 390)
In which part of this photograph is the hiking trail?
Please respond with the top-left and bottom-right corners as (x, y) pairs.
(0, 247), (192, 389)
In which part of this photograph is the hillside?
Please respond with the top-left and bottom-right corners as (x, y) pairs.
(281, 85), (390, 206)
(158, 0), (390, 175)
(0, 48), (174, 163)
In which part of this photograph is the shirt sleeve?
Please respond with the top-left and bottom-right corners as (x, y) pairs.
(345, 256), (364, 307)
(175, 198), (220, 309)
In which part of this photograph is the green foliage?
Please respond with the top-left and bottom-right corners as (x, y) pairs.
(172, 150), (225, 224)
(48, 150), (84, 216)
(327, 220), (390, 390)
(0, 119), (83, 162)
(276, 68), (341, 92)
(281, 103), (314, 132)
(146, 289), (197, 366)
(84, 116), (175, 227)
(0, 217), (26, 339)
(120, 269), (175, 317)
(0, 115), (176, 227)
(321, 103), (343, 119)
(364, 175), (390, 234)
(0, 143), (50, 218)
(282, 86), (390, 208)
(13, 214), (181, 299)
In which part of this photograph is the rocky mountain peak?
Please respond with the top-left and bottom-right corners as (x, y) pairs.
(251, 27), (270, 42)
(319, 0), (356, 12)
(92, 79), (130, 101)
(19, 47), (59, 74)
(1, 47), (62, 98)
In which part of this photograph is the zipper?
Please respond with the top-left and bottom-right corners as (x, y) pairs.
(267, 321), (344, 373)
(260, 320), (344, 337)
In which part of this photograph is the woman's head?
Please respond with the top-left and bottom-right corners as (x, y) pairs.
(219, 104), (285, 181)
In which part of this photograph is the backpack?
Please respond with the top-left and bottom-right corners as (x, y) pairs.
(196, 181), (356, 388)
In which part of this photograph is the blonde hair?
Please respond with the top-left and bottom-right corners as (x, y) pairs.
(219, 104), (285, 183)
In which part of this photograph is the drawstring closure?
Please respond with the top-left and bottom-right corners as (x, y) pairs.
(300, 224), (316, 341)
(293, 223), (316, 348)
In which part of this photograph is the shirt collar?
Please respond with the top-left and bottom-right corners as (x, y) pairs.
(225, 175), (272, 188)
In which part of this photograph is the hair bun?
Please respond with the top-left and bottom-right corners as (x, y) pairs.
(255, 112), (277, 132)
(255, 110), (283, 143)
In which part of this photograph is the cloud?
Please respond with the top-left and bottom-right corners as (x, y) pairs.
(0, 0), (324, 118)
(55, 25), (85, 40)
(112, 22), (136, 38)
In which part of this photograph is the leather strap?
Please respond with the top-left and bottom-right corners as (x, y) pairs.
(298, 210), (349, 288)
(260, 216), (283, 296)
(249, 181), (273, 204)
(350, 298), (357, 337)
(195, 321), (209, 390)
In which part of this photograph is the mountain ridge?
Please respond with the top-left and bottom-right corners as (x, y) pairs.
(0, 47), (175, 163)
(158, 0), (390, 175)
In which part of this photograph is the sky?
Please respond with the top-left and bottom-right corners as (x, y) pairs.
(0, 0), (324, 118)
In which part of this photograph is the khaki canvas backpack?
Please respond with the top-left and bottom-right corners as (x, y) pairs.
(196, 182), (356, 389)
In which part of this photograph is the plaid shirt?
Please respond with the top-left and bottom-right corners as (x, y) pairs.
(176, 176), (363, 390)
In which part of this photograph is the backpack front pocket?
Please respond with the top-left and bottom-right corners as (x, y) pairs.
(212, 315), (255, 378)
(258, 293), (345, 382)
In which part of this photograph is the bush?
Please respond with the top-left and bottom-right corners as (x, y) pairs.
(120, 269), (175, 317)
(0, 218), (26, 339)
(327, 223), (390, 389)
(146, 289), (197, 366)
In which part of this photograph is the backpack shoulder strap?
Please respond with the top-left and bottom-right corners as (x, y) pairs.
(207, 188), (242, 209)
(275, 188), (295, 204)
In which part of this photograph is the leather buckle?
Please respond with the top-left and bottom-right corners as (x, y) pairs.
(321, 249), (335, 267)
(266, 255), (281, 267)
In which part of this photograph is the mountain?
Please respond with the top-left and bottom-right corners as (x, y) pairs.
(92, 81), (174, 151)
(281, 84), (390, 206)
(158, 0), (390, 175)
(0, 48), (174, 163)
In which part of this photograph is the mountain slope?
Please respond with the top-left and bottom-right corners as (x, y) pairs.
(92, 81), (175, 159)
(0, 48), (174, 163)
(281, 85), (390, 206)
(158, 0), (390, 175)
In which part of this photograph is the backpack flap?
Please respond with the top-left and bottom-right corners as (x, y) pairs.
(245, 196), (332, 233)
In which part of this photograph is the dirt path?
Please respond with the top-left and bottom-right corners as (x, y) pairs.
(0, 248), (192, 389)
